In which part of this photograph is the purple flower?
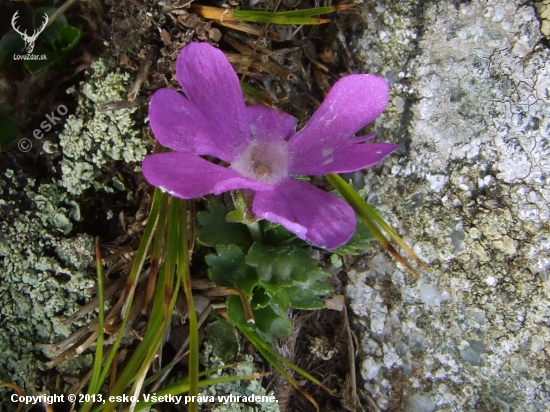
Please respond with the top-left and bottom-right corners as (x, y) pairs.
(143, 43), (397, 249)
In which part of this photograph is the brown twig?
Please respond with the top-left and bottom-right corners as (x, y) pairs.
(45, 0), (79, 30)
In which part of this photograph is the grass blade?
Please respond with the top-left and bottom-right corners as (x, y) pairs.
(236, 4), (354, 18)
(81, 189), (167, 412)
(191, 5), (343, 25)
(356, 198), (430, 271)
(235, 14), (329, 25)
(326, 173), (424, 278)
(235, 324), (325, 411)
(240, 82), (273, 106)
(97, 191), (170, 412)
(134, 373), (266, 411)
(127, 198), (183, 410)
(84, 238), (105, 404)
(175, 199), (201, 412)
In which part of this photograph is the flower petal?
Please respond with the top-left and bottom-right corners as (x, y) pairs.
(288, 74), (389, 172)
(149, 89), (235, 161)
(252, 178), (355, 249)
(143, 152), (272, 199)
(289, 141), (398, 175)
(176, 43), (249, 154)
(246, 105), (298, 142)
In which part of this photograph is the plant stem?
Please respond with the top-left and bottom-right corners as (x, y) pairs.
(246, 221), (263, 243)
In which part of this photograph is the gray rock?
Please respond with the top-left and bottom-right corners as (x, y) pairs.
(458, 340), (486, 366)
(405, 394), (436, 412)
(350, 0), (550, 409)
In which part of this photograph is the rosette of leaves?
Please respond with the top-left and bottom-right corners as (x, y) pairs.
(197, 202), (331, 341)
(197, 202), (373, 341)
(0, 7), (81, 73)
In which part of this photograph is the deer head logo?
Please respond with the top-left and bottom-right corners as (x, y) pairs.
(11, 11), (49, 54)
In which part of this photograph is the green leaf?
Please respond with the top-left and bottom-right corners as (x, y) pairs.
(205, 320), (239, 362)
(196, 203), (252, 249)
(253, 305), (279, 333)
(255, 305), (292, 340)
(205, 244), (257, 295)
(33, 6), (68, 45)
(272, 287), (291, 309)
(227, 295), (291, 340)
(227, 295), (253, 329)
(52, 25), (81, 53)
(250, 286), (270, 309)
(331, 218), (375, 255)
(286, 282), (331, 309)
(23, 46), (62, 74)
(0, 31), (24, 69)
(225, 209), (245, 223)
(0, 104), (19, 149)
(261, 221), (302, 247)
(235, 324), (331, 401)
(258, 283), (290, 308)
(264, 315), (292, 340)
(246, 243), (322, 285)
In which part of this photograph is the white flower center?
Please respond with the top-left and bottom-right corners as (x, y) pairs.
(231, 140), (289, 185)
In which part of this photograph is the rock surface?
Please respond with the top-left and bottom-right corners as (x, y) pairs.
(350, 0), (550, 410)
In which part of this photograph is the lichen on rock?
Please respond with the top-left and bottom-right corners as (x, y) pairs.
(350, 0), (550, 409)
(59, 59), (147, 195)
(0, 170), (95, 399)
(199, 343), (280, 412)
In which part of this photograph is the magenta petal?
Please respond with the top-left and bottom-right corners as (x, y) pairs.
(289, 74), (389, 170)
(176, 43), (249, 152)
(252, 178), (356, 249)
(246, 105), (298, 142)
(142, 152), (272, 199)
(149, 89), (235, 161)
(289, 142), (398, 175)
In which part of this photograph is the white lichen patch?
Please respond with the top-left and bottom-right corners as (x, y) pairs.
(0, 171), (95, 396)
(351, 0), (550, 410)
(199, 343), (280, 412)
(59, 60), (147, 195)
